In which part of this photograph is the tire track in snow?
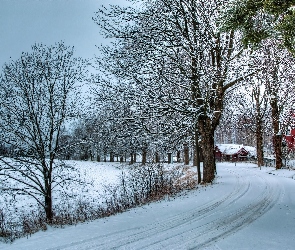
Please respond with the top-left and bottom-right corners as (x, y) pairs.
(185, 173), (280, 249)
(138, 170), (280, 250)
(49, 169), (246, 250)
(48, 167), (280, 250)
(103, 171), (251, 250)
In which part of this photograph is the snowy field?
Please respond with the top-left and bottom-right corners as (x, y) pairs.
(0, 161), (122, 221)
(1, 162), (295, 249)
(0, 160), (132, 242)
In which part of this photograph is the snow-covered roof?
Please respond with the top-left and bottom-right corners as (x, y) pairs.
(244, 146), (257, 157)
(216, 144), (256, 156)
(216, 144), (243, 153)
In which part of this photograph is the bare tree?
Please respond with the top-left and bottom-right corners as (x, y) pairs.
(0, 42), (86, 222)
(94, 0), (255, 183)
(262, 41), (295, 169)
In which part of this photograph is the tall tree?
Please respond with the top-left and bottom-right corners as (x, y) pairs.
(262, 41), (295, 169)
(0, 42), (86, 221)
(227, 78), (269, 167)
(94, 0), (254, 183)
(250, 79), (267, 168)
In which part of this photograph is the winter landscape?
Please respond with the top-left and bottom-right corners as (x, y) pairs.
(1, 0), (295, 249)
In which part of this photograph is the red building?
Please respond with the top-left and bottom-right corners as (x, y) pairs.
(215, 144), (252, 162)
(215, 146), (223, 161)
(285, 129), (295, 151)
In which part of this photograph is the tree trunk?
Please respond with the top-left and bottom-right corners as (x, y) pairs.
(273, 134), (282, 169)
(255, 102), (264, 168)
(130, 153), (134, 164)
(193, 128), (201, 184)
(256, 119), (264, 168)
(110, 152), (114, 162)
(44, 158), (54, 222)
(155, 152), (160, 163)
(199, 118), (215, 183)
(270, 96), (282, 169)
(142, 148), (147, 165)
(252, 84), (265, 168)
(177, 150), (181, 163)
(44, 167), (53, 222)
(167, 152), (172, 164)
(133, 153), (137, 163)
(184, 143), (189, 165)
(256, 122), (264, 168)
(45, 190), (53, 222)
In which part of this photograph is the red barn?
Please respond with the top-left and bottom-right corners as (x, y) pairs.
(223, 147), (248, 162)
(215, 144), (251, 162)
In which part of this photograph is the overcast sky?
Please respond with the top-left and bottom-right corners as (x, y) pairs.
(0, 0), (131, 68)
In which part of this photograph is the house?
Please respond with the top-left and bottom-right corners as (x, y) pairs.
(215, 144), (254, 162)
(223, 146), (248, 162)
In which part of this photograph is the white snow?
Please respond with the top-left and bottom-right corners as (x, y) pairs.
(0, 161), (122, 230)
(1, 162), (295, 249)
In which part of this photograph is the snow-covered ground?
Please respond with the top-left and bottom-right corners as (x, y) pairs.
(1, 162), (295, 249)
(0, 161), (122, 205)
(0, 161), (122, 222)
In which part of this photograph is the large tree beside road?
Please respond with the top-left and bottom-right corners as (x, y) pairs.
(94, 0), (255, 183)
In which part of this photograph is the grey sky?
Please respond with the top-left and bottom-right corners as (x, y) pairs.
(0, 0), (130, 67)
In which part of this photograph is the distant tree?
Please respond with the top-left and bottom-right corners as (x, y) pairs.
(225, 78), (269, 168)
(90, 80), (140, 163)
(56, 127), (75, 160)
(90, 72), (193, 165)
(0, 42), (86, 222)
(220, 0), (295, 53)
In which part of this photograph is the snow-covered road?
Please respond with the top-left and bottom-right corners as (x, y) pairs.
(2, 163), (295, 250)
